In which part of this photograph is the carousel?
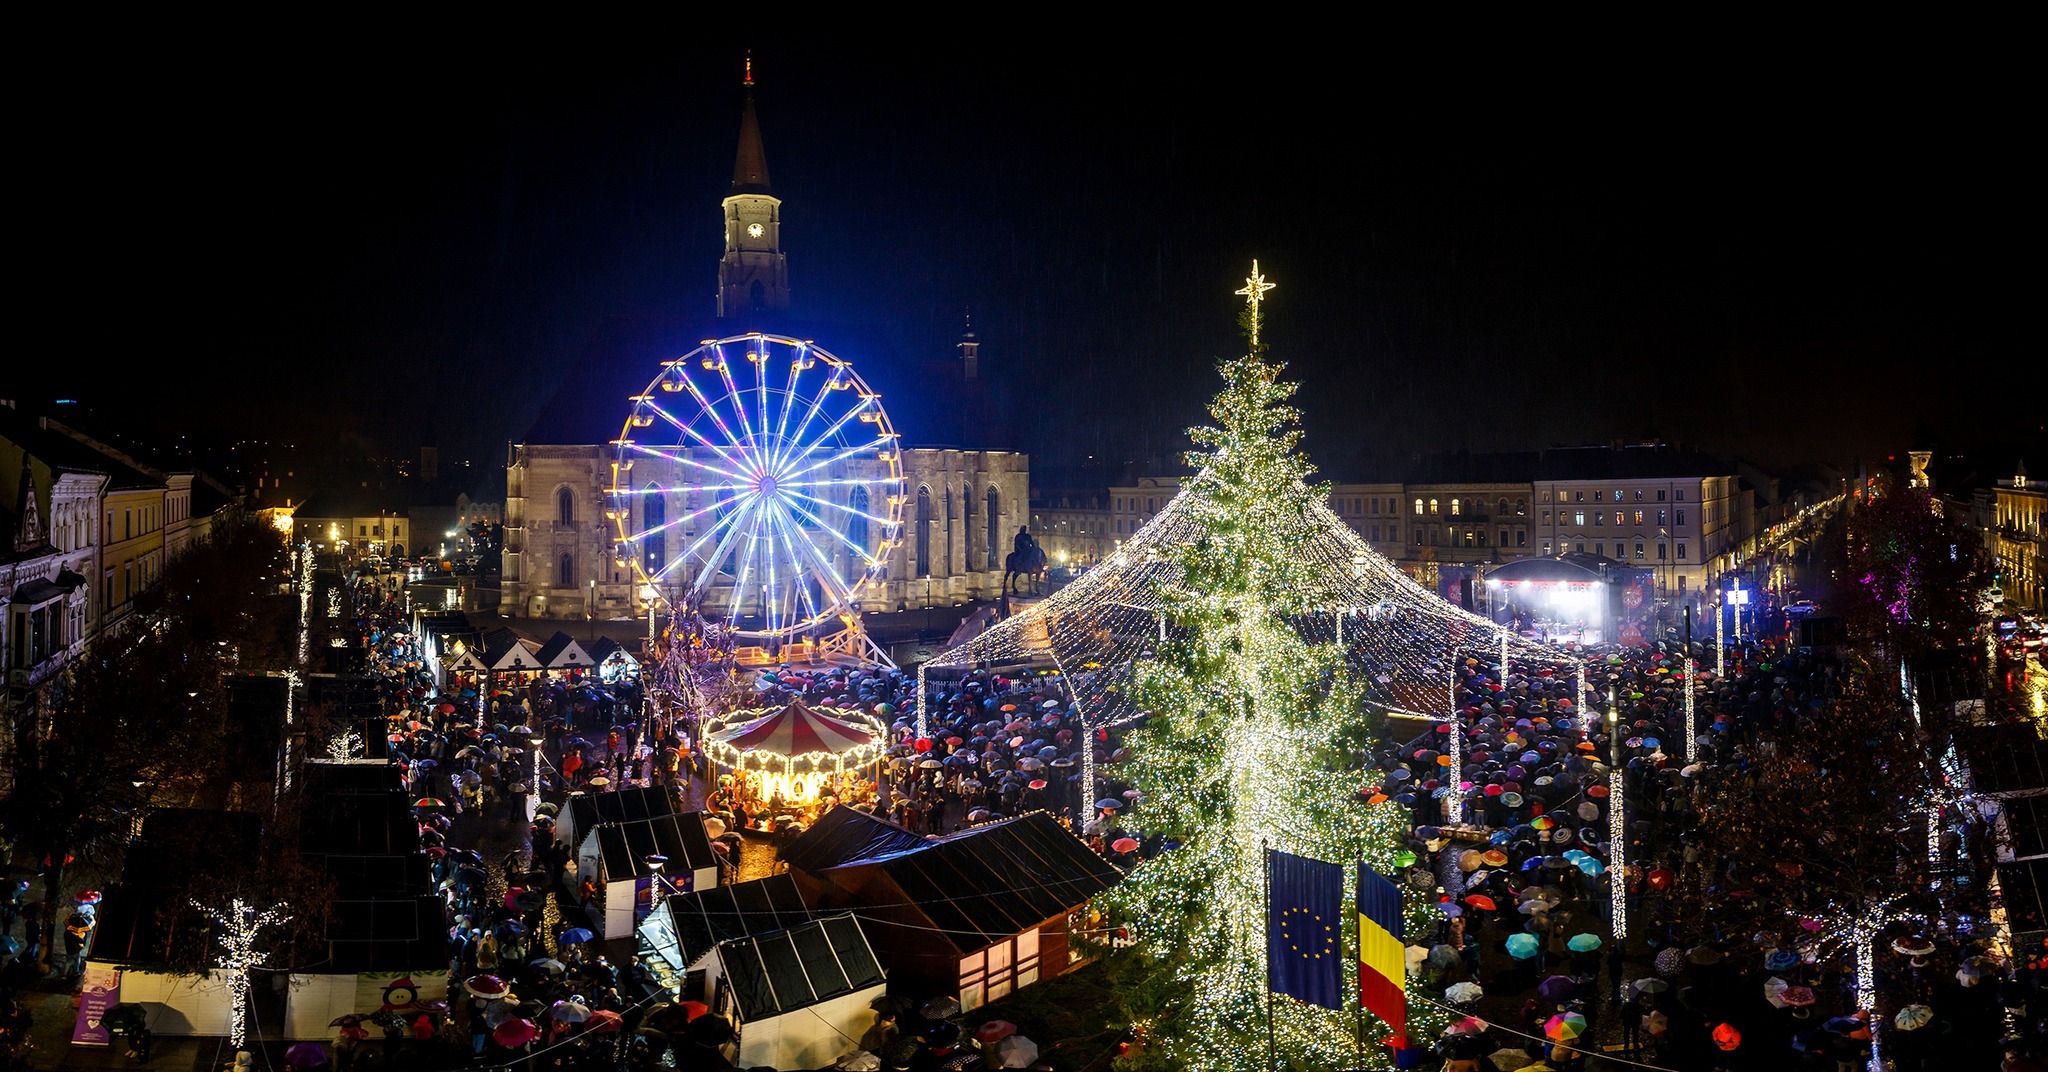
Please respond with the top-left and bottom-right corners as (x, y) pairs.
(704, 697), (888, 827)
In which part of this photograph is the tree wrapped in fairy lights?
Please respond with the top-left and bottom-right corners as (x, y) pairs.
(1103, 266), (1423, 1070)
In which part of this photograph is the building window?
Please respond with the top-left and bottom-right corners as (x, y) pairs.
(1450, 498), (1461, 516)
(916, 488), (933, 578)
(1657, 543), (1667, 560)
(1542, 542), (1552, 556)
(1658, 509), (1667, 526)
(1414, 498), (1424, 516)
(1573, 510), (1585, 526)
(987, 488), (1001, 571)
(1429, 498), (1439, 515)
(1635, 542), (1646, 560)
(1614, 511), (1625, 526)
(1632, 510), (1644, 526)
(642, 486), (665, 575)
(1496, 498), (1508, 516)
(1574, 491), (1584, 503)
(1414, 527), (1424, 547)
(557, 487), (576, 524)
(1498, 527), (1508, 546)
(1675, 489), (1685, 501)
(557, 553), (574, 587)
(1517, 530), (1527, 547)
(360, 525), (368, 537)
(1657, 489), (1667, 501)
(1370, 524), (1380, 541)
(1575, 542), (1585, 553)
(1613, 490), (1623, 502)
(848, 485), (871, 557)
(1370, 497), (1380, 514)
(1515, 498), (1527, 515)
(1594, 543), (1604, 557)
(1542, 510), (1552, 525)
(1677, 542), (1687, 560)
(1593, 512), (1604, 527)
(1675, 509), (1687, 526)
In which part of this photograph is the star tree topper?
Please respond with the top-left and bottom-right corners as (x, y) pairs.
(1235, 260), (1277, 351)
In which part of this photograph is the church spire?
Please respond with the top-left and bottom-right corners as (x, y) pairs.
(731, 54), (772, 196)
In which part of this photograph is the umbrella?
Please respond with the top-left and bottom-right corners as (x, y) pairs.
(1783, 986), (1817, 1008)
(1463, 894), (1497, 911)
(1111, 837), (1140, 854)
(1892, 936), (1937, 963)
(992, 1034), (1040, 1069)
(1893, 1004), (1933, 1031)
(1631, 977), (1669, 997)
(1959, 956), (1998, 986)
(586, 1009), (624, 1034)
(285, 1042), (329, 1068)
(1096, 798), (1122, 811)
(414, 798), (447, 808)
(1489, 1048), (1533, 1070)
(557, 927), (595, 945)
(1654, 947), (1688, 977)
(465, 973), (511, 999)
(493, 1018), (539, 1047)
(1688, 944), (1722, 966)
(1545, 1012), (1586, 1041)
(528, 957), (566, 974)
(1445, 982), (1484, 1004)
(1765, 948), (1802, 972)
(1567, 933), (1601, 953)
(1713, 1022), (1742, 1050)
(549, 1000), (590, 1023)
(1764, 976), (1792, 1008)
(976, 1020), (1019, 1043)
(509, 889), (545, 913)
(1506, 933), (1540, 960)
(1538, 975), (1579, 1003)
(1445, 1016), (1487, 1037)
(920, 996), (961, 1020)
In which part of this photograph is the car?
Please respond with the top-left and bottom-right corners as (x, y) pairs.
(1785, 600), (1818, 616)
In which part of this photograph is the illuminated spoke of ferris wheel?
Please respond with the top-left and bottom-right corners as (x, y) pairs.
(683, 498), (763, 599)
(773, 497), (861, 608)
(781, 432), (897, 485)
(771, 363), (848, 473)
(768, 348), (806, 462)
(621, 488), (750, 545)
(655, 379), (754, 475)
(651, 501), (752, 588)
(775, 396), (875, 477)
(621, 437), (749, 487)
(728, 501), (769, 628)
(766, 501), (829, 626)
(779, 487), (899, 529)
(709, 345), (766, 461)
(770, 476), (881, 490)
(774, 491), (888, 569)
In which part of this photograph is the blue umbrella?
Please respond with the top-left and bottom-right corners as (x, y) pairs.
(1506, 933), (1540, 960)
(557, 927), (595, 945)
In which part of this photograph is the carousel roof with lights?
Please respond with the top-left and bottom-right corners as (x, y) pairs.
(927, 476), (1572, 725)
(714, 697), (881, 758)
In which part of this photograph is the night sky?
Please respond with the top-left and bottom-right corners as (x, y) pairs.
(37, 36), (2034, 483)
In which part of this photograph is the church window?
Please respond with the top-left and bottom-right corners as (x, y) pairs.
(558, 552), (574, 588)
(1450, 498), (1461, 516)
(1413, 498), (1423, 516)
(1497, 498), (1509, 516)
(848, 485), (871, 558)
(557, 487), (576, 525)
(986, 488), (1001, 572)
(642, 486), (665, 575)
(916, 488), (932, 578)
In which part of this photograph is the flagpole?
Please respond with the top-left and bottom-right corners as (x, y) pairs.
(1354, 858), (1365, 1073)
(1264, 839), (1276, 1073)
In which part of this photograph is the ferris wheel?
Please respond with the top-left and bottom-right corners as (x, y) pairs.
(608, 333), (905, 649)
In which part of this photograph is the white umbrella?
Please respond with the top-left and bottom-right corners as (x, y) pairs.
(993, 1035), (1040, 1069)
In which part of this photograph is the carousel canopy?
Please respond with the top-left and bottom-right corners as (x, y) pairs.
(716, 698), (878, 758)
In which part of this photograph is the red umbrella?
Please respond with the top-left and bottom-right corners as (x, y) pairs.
(493, 1018), (538, 1047)
(1111, 837), (1140, 854)
(1463, 894), (1498, 911)
(586, 1009), (624, 1034)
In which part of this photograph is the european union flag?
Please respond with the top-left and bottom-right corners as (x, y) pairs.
(1267, 848), (1344, 1010)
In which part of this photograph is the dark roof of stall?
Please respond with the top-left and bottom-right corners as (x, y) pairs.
(719, 915), (884, 1022)
(664, 874), (811, 966)
(567, 786), (675, 832)
(813, 811), (1121, 954)
(777, 805), (930, 874)
(590, 812), (719, 879)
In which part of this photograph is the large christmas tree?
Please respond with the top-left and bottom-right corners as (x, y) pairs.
(1106, 268), (1419, 1070)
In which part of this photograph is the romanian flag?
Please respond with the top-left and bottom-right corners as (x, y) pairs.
(1357, 862), (1407, 1047)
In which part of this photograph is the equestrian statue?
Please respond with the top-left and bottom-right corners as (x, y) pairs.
(1004, 527), (1047, 597)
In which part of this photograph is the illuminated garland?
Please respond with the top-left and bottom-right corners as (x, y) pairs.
(702, 703), (887, 775)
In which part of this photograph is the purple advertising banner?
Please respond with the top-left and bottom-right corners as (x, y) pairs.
(71, 963), (121, 1046)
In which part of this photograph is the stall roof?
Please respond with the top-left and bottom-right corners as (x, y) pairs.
(778, 806), (931, 874)
(720, 915), (885, 1022)
(534, 631), (596, 669)
(665, 874), (811, 965)
(820, 811), (1121, 953)
(567, 786), (675, 832)
(326, 894), (450, 973)
(591, 813), (719, 879)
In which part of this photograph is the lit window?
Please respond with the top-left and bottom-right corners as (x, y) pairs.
(1450, 498), (1461, 516)
(1414, 498), (1424, 515)
(1635, 542), (1645, 559)
(1429, 498), (1439, 514)
(1677, 543), (1687, 560)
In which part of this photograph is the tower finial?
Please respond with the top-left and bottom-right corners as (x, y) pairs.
(744, 51), (754, 87)
(1235, 259), (1276, 353)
